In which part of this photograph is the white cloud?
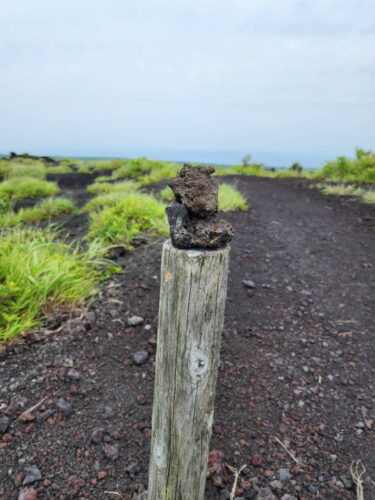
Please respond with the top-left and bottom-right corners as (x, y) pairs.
(0, 0), (374, 165)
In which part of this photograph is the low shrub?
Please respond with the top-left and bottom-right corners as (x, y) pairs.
(315, 148), (375, 183)
(0, 228), (109, 341)
(88, 193), (168, 247)
(0, 198), (77, 227)
(0, 177), (59, 200)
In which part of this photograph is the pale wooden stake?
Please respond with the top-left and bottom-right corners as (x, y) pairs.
(148, 239), (230, 500)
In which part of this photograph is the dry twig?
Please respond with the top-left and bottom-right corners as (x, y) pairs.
(226, 463), (247, 500)
(19, 396), (48, 419)
(350, 460), (366, 500)
(273, 436), (299, 464)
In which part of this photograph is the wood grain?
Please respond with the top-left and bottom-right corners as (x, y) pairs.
(148, 239), (230, 500)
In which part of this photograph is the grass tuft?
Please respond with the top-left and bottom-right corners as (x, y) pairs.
(88, 192), (168, 248)
(0, 177), (59, 200)
(0, 198), (77, 227)
(218, 183), (248, 211)
(0, 228), (109, 341)
(87, 180), (140, 195)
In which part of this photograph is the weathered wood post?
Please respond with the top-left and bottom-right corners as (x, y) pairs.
(148, 165), (234, 500)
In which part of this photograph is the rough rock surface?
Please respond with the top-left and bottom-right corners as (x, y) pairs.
(169, 164), (218, 216)
(167, 164), (234, 249)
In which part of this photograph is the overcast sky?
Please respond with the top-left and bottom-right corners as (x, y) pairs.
(1, 0), (374, 166)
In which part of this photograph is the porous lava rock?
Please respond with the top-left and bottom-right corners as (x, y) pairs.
(169, 164), (218, 216)
(167, 164), (234, 249)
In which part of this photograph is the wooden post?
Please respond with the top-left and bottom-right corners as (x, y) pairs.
(148, 238), (230, 500)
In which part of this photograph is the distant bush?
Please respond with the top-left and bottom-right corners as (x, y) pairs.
(289, 162), (303, 173)
(88, 193), (168, 247)
(0, 198), (77, 227)
(316, 148), (375, 183)
(316, 182), (374, 204)
(0, 177), (59, 200)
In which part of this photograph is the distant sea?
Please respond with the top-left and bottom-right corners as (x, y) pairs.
(0, 149), (335, 169)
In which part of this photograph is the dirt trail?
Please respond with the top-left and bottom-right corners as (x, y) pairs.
(0, 176), (374, 500)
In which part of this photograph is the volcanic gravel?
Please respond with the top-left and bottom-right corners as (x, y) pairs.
(0, 175), (374, 499)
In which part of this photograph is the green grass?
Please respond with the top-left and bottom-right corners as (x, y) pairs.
(87, 179), (140, 195)
(0, 177), (59, 200)
(316, 183), (361, 196)
(161, 183), (248, 211)
(218, 183), (248, 211)
(0, 198), (77, 227)
(160, 186), (174, 201)
(362, 190), (375, 204)
(0, 227), (110, 341)
(4, 162), (47, 180)
(46, 165), (73, 174)
(88, 192), (168, 248)
(83, 192), (126, 211)
(86, 159), (125, 171)
(315, 182), (375, 204)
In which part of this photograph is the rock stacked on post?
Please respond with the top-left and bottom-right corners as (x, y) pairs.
(166, 164), (234, 249)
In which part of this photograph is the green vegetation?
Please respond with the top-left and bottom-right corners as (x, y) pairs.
(362, 190), (375, 204)
(4, 161), (47, 180)
(0, 228), (109, 341)
(218, 183), (248, 211)
(0, 198), (77, 227)
(87, 179), (140, 194)
(315, 183), (375, 204)
(46, 164), (73, 174)
(111, 157), (179, 183)
(316, 148), (375, 183)
(88, 192), (168, 248)
(161, 183), (248, 211)
(0, 177), (59, 200)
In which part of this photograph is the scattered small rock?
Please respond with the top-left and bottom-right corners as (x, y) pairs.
(0, 416), (10, 433)
(220, 489), (231, 500)
(278, 468), (292, 482)
(91, 428), (105, 444)
(18, 488), (37, 500)
(256, 488), (277, 500)
(36, 409), (55, 424)
(104, 406), (115, 418)
(270, 480), (282, 490)
(128, 316), (144, 326)
(55, 398), (73, 417)
(281, 495), (298, 500)
(242, 280), (256, 289)
(67, 369), (81, 381)
(22, 466), (42, 486)
(251, 455), (262, 467)
(102, 443), (119, 460)
(307, 484), (318, 494)
(132, 351), (148, 365)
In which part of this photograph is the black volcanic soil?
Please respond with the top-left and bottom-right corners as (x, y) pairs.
(0, 175), (374, 500)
